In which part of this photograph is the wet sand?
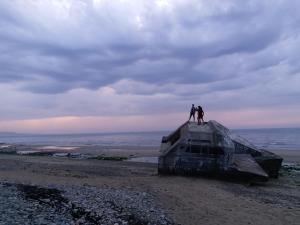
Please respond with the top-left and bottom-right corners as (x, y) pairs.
(93, 148), (300, 163)
(3, 143), (300, 163)
(54, 145), (300, 163)
(271, 149), (300, 163)
(0, 148), (299, 225)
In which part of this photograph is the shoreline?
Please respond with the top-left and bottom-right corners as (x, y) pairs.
(1, 143), (300, 163)
(269, 149), (300, 163)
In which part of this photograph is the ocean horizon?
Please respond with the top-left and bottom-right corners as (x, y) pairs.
(1, 127), (300, 151)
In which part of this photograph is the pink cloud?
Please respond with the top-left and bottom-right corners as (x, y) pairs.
(0, 113), (186, 134)
(0, 106), (299, 134)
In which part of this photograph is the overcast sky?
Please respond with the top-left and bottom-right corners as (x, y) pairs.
(0, 0), (300, 133)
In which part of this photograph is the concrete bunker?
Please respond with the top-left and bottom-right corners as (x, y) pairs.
(158, 120), (283, 181)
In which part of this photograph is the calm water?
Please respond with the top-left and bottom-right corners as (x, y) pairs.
(0, 128), (300, 151)
(234, 128), (300, 151)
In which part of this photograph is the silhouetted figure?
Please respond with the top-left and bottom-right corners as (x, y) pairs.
(189, 104), (196, 121)
(197, 106), (204, 125)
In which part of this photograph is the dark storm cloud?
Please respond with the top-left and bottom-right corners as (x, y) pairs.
(0, 0), (300, 122)
(0, 0), (299, 95)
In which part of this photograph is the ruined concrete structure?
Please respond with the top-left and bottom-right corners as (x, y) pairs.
(158, 121), (283, 181)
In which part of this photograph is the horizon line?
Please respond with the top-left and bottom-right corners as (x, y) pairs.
(1, 125), (300, 136)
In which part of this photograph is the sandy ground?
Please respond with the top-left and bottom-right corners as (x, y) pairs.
(0, 149), (299, 225)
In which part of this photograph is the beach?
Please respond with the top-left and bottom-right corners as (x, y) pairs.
(0, 146), (299, 225)
(2, 1), (300, 224)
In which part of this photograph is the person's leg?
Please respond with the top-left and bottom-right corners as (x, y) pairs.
(199, 116), (203, 125)
(192, 114), (195, 121)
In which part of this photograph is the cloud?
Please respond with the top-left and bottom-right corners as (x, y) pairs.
(0, 0), (300, 129)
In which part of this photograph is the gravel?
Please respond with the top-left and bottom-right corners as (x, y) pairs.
(0, 183), (73, 225)
(0, 182), (174, 225)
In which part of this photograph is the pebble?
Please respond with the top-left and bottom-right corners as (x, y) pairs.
(0, 182), (174, 225)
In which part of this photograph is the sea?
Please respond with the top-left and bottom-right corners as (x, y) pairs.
(0, 128), (300, 151)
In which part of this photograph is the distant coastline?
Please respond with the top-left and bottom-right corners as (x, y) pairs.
(1, 127), (300, 151)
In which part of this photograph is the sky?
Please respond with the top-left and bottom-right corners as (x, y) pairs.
(0, 0), (300, 133)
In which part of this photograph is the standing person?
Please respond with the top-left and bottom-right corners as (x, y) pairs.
(197, 106), (204, 125)
(189, 104), (196, 121)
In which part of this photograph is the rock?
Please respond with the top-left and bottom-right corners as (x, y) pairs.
(53, 153), (69, 157)
(41, 198), (50, 203)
